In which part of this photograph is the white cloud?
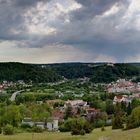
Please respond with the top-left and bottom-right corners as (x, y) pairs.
(116, 0), (140, 31)
(102, 3), (120, 17)
(24, 0), (81, 35)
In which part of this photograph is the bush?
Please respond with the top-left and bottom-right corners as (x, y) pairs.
(21, 124), (32, 129)
(32, 126), (43, 133)
(26, 128), (32, 132)
(84, 122), (93, 133)
(71, 128), (80, 135)
(80, 129), (86, 135)
(59, 124), (69, 132)
(101, 126), (105, 131)
(93, 119), (105, 128)
(3, 124), (14, 135)
(0, 127), (2, 134)
(60, 118), (93, 135)
(126, 106), (140, 129)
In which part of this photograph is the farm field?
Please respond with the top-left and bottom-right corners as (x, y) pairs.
(0, 127), (139, 140)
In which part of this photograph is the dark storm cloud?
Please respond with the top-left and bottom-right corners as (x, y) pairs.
(0, 0), (49, 41)
(0, 0), (140, 63)
(13, 0), (50, 7)
(71, 0), (124, 20)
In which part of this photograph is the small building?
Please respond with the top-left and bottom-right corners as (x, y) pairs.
(47, 119), (58, 131)
(113, 95), (131, 105)
(65, 100), (87, 107)
(22, 117), (59, 131)
(86, 108), (101, 121)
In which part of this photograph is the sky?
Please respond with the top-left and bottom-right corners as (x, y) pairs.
(0, 0), (140, 63)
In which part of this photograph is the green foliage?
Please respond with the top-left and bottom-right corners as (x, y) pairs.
(131, 98), (140, 109)
(106, 99), (114, 114)
(3, 124), (14, 135)
(79, 129), (86, 135)
(101, 125), (105, 131)
(112, 104), (124, 129)
(64, 106), (73, 119)
(0, 105), (22, 127)
(93, 119), (105, 128)
(126, 106), (140, 129)
(0, 63), (139, 83)
(32, 126), (43, 133)
(0, 62), (61, 83)
(0, 127), (2, 134)
(20, 123), (32, 129)
(59, 118), (93, 135)
(91, 64), (140, 83)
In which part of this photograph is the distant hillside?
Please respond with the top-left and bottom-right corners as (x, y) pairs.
(0, 62), (61, 83)
(0, 62), (140, 83)
(90, 63), (140, 83)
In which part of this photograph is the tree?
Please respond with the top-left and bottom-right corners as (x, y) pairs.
(31, 104), (51, 122)
(3, 124), (14, 135)
(2, 105), (22, 127)
(112, 104), (124, 129)
(64, 106), (73, 119)
(59, 118), (93, 135)
(131, 98), (140, 109)
(106, 99), (114, 114)
(126, 106), (140, 129)
(126, 103), (132, 115)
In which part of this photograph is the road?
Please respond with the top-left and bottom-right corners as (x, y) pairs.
(10, 90), (24, 101)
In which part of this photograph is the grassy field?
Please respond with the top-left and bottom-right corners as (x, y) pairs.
(0, 127), (139, 140)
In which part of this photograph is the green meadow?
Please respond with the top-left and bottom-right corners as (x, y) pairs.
(0, 127), (139, 140)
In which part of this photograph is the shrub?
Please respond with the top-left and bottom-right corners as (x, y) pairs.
(71, 128), (80, 135)
(126, 106), (140, 129)
(93, 119), (105, 128)
(59, 124), (69, 132)
(0, 127), (2, 134)
(60, 118), (93, 135)
(101, 126), (105, 131)
(3, 124), (14, 135)
(80, 129), (86, 135)
(21, 124), (32, 129)
(84, 121), (93, 133)
(26, 128), (32, 132)
(32, 126), (43, 133)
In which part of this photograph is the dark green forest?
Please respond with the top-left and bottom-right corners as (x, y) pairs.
(0, 62), (140, 83)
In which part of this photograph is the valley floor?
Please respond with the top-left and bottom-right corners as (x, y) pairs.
(0, 127), (139, 140)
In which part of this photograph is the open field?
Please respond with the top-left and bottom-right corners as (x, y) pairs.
(0, 127), (139, 140)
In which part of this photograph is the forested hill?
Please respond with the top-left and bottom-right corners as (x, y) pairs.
(0, 63), (61, 83)
(0, 62), (140, 83)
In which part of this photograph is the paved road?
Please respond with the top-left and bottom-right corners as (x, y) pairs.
(10, 90), (24, 101)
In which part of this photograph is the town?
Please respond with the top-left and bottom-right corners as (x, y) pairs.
(0, 76), (140, 136)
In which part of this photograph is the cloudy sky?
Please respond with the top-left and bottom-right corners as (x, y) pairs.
(0, 0), (140, 63)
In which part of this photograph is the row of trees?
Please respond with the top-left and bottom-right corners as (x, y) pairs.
(0, 103), (51, 127)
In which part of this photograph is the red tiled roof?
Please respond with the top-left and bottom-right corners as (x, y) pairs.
(115, 96), (123, 99)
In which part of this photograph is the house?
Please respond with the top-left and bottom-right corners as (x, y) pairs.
(22, 118), (34, 127)
(65, 100), (87, 107)
(0, 85), (4, 92)
(86, 108), (101, 115)
(22, 117), (59, 131)
(113, 95), (131, 105)
(52, 110), (64, 121)
(47, 119), (59, 131)
(86, 108), (101, 121)
(133, 93), (140, 98)
(107, 79), (137, 93)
